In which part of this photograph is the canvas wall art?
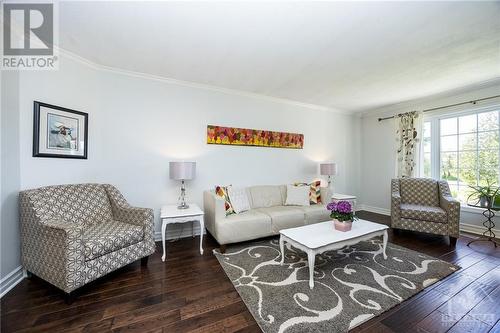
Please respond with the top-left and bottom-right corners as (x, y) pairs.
(207, 125), (304, 149)
(33, 101), (88, 159)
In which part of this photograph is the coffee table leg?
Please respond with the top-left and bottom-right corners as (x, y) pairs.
(307, 250), (315, 289)
(280, 236), (285, 265)
(382, 230), (388, 260)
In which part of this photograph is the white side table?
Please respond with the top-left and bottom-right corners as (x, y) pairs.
(331, 193), (357, 211)
(160, 204), (204, 262)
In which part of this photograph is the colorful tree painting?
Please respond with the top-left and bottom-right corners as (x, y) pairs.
(207, 125), (304, 149)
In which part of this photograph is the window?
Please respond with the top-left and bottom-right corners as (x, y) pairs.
(421, 108), (500, 203)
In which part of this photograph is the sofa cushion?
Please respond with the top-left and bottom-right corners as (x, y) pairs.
(249, 186), (284, 208)
(36, 184), (114, 225)
(297, 204), (331, 224)
(217, 210), (272, 244)
(227, 186), (250, 214)
(401, 204), (447, 223)
(257, 206), (305, 233)
(400, 178), (440, 207)
(285, 185), (310, 206)
(84, 221), (144, 261)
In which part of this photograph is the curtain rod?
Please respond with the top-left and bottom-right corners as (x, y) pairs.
(377, 94), (500, 122)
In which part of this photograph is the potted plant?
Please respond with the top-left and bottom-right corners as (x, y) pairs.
(467, 180), (499, 208)
(327, 201), (357, 232)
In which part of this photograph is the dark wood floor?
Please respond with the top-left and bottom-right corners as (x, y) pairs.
(1, 211), (499, 333)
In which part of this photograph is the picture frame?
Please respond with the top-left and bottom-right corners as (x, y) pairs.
(33, 101), (88, 159)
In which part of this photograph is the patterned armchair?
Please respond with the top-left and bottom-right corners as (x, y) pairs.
(391, 178), (460, 246)
(19, 184), (155, 301)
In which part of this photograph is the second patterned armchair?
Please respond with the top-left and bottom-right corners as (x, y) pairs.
(20, 184), (156, 302)
(391, 178), (460, 246)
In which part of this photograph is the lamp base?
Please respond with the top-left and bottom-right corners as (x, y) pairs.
(177, 203), (190, 210)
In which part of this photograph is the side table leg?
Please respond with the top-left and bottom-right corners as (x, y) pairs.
(307, 250), (316, 289)
(199, 217), (204, 255)
(161, 219), (167, 262)
(280, 236), (285, 265)
(382, 230), (388, 259)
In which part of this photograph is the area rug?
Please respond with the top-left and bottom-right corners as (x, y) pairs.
(214, 237), (459, 333)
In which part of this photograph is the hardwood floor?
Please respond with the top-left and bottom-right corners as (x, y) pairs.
(1, 211), (499, 333)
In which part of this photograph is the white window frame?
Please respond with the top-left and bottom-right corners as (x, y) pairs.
(422, 104), (500, 210)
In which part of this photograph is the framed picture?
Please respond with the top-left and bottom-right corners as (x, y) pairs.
(33, 101), (88, 159)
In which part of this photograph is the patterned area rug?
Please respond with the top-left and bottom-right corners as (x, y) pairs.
(214, 237), (459, 333)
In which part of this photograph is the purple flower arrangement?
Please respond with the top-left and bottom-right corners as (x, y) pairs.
(327, 200), (357, 222)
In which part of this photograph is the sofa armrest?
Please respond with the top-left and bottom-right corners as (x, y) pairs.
(438, 181), (460, 237)
(391, 179), (402, 226)
(320, 187), (332, 204)
(31, 219), (85, 291)
(203, 191), (226, 241)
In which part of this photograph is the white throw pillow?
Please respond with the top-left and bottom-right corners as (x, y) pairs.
(227, 186), (251, 214)
(285, 185), (310, 206)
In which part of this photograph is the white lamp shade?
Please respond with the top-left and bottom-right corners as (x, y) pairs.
(169, 161), (196, 180)
(320, 163), (338, 176)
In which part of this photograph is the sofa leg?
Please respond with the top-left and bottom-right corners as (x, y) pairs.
(64, 292), (75, 305)
(392, 228), (400, 235)
(26, 271), (33, 279)
(141, 256), (149, 267)
(450, 236), (458, 247)
(220, 245), (226, 254)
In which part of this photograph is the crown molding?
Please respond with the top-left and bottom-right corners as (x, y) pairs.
(356, 77), (500, 119)
(56, 47), (352, 116)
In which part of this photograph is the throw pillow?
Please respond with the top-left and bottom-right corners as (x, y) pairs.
(227, 186), (251, 214)
(285, 184), (310, 206)
(215, 185), (235, 216)
(309, 180), (322, 204)
(293, 181), (322, 204)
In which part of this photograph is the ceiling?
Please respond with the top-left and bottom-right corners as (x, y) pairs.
(58, 1), (500, 113)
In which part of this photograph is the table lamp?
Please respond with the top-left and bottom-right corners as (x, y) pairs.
(169, 161), (196, 209)
(320, 163), (338, 189)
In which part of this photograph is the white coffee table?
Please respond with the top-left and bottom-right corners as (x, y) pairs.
(279, 219), (388, 289)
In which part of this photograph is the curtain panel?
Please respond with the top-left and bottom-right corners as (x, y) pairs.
(395, 111), (422, 178)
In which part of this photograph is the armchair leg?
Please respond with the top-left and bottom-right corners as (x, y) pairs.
(220, 245), (227, 254)
(26, 271), (33, 279)
(449, 236), (458, 247)
(141, 256), (149, 267)
(64, 292), (75, 305)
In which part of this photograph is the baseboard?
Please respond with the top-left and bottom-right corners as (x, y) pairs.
(0, 266), (25, 298)
(460, 223), (500, 237)
(357, 204), (391, 216)
(358, 204), (500, 238)
(154, 222), (205, 242)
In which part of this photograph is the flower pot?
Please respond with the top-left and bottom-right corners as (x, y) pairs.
(480, 196), (491, 208)
(333, 219), (352, 232)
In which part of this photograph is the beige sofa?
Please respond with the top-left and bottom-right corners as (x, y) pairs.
(204, 185), (331, 252)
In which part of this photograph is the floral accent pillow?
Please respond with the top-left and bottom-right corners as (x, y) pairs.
(293, 181), (322, 204)
(309, 180), (322, 204)
(215, 185), (235, 216)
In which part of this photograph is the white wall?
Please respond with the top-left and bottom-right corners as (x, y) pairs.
(1, 71), (22, 281)
(15, 55), (360, 240)
(360, 82), (500, 231)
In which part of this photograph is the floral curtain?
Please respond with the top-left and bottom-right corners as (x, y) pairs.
(395, 111), (422, 178)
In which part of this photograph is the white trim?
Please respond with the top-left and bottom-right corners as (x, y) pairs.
(357, 204), (391, 216)
(357, 78), (500, 118)
(0, 266), (25, 298)
(57, 47), (348, 115)
(460, 222), (500, 237)
(154, 222), (205, 242)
